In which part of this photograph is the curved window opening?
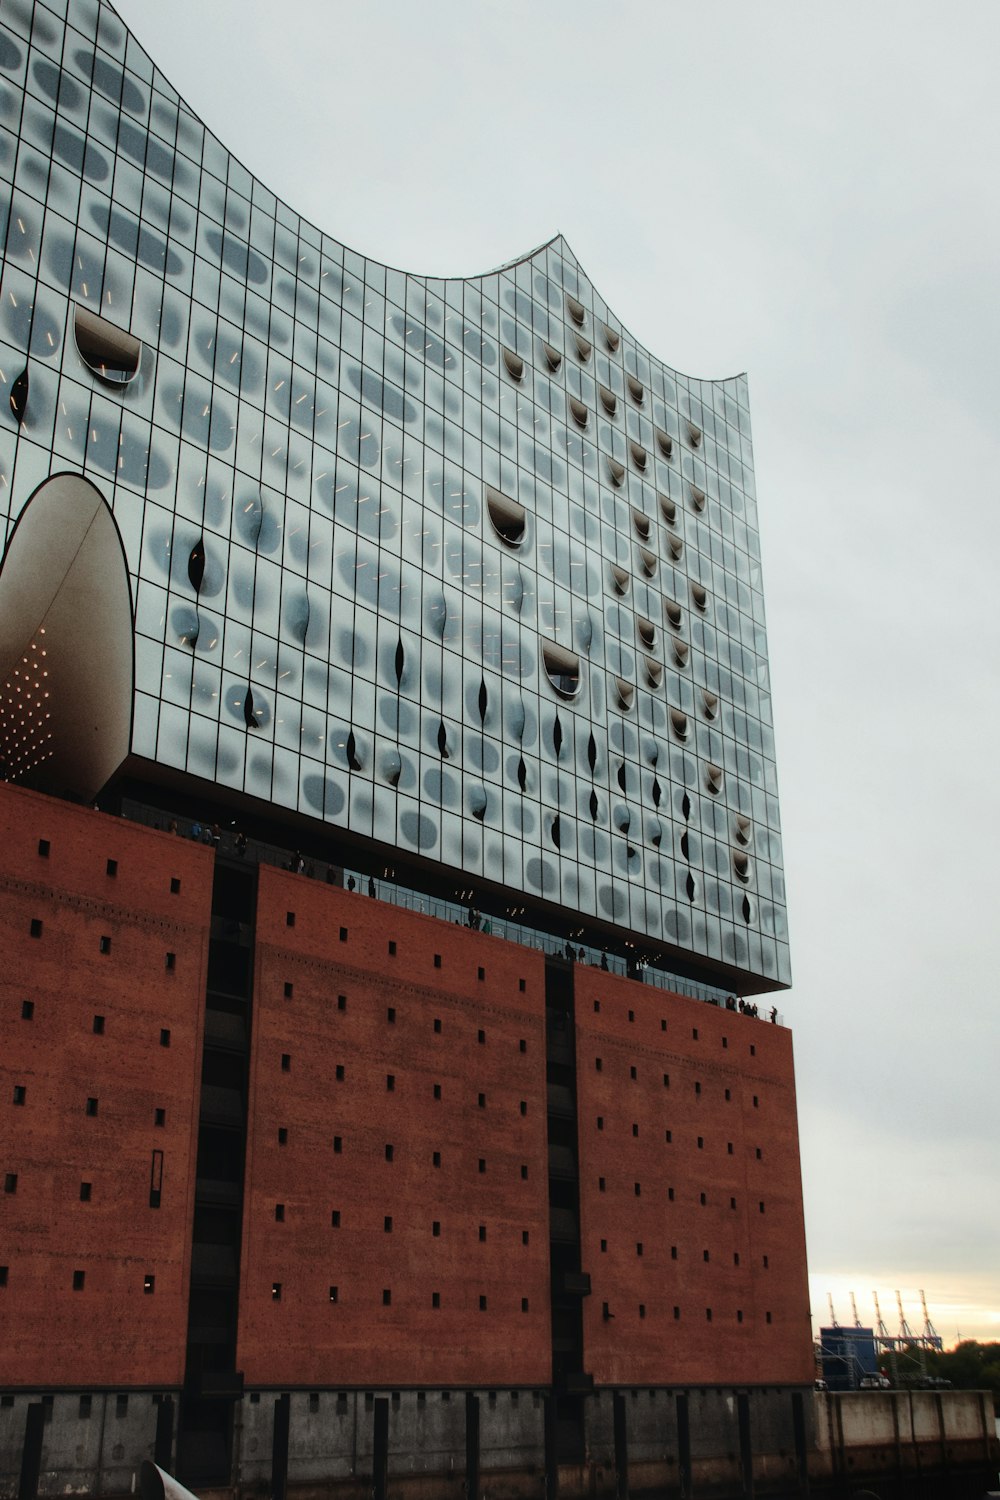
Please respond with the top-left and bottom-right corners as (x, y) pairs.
(589, 788), (599, 821)
(690, 486), (707, 512)
(542, 342), (562, 372)
(664, 599), (683, 632)
(666, 531), (684, 561)
(610, 564), (630, 595)
(681, 831), (690, 861)
(187, 539), (205, 593)
(10, 367), (28, 424)
(394, 636), (405, 685)
(74, 305), (140, 386)
(669, 708), (689, 741)
(637, 616), (655, 649)
(627, 375), (644, 405)
(651, 780), (662, 810)
(681, 793), (692, 821)
(542, 641), (581, 700)
(691, 582), (708, 612)
(502, 347), (524, 381)
(632, 509), (651, 541)
(705, 763), (724, 794)
(672, 639), (689, 668)
(686, 421), (702, 448)
(701, 688), (719, 720)
(734, 814), (753, 845)
(437, 720), (450, 758)
(650, 820), (662, 846)
(574, 333), (592, 362)
(517, 755), (527, 792)
(639, 547), (657, 578)
(686, 872), (697, 903)
(478, 677), (488, 723)
(644, 656), (662, 688)
(659, 493), (677, 526)
(485, 486), (526, 547)
(470, 786), (487, 822)
(587, 732), (598, 773)
(551, 816), (561, 849)
(733, 851), (752, 884)
(603, 324), (620, 352)
(617, 762), (627, 793)
(569, 397), (589, 428)
(616, 807), (631, 834)
(656, 427), (673, 459)
(630, 441), (647, 471)
(741, 894), (753, 924)
(614, 676), (634, 712)
(243, 687), (260, 730)
(383, 748), (402, 787)
(552, 713), (563, 757)
(345, 729), (363, 772)
(566, 295), (586, 326)
(607, 456), (625, 487)
(598, 385), (617, 416)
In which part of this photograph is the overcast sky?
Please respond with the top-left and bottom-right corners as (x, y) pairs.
(114, 0), (1000, 1346)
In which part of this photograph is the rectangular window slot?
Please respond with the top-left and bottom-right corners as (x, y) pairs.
(286, 912), (295, 928)
(522, 1230), (529, 1245)
(337, 994), (346, 1010)
(278, 1127), (288, 1144)
(170, 878), (181, 894)
(333, 1136), (342, 1153)
(99, 936), (111, 955)
(387, 1006), (396, 1023)
(478, 1029), (486, 1044)
(433, 954), (441, 968)
(78, 1394), (91, 1418)
(30, 919), (42, 938)
(520, 1164), (528, 1180)
(339, 927), (348, 942)
(275, 1204), (285, 1222)
(73, 1270), (85, 1290)
(329, 1285), (338, 1302)
(432, 1151), (441, 1167)
(93, 1015), (105, 1034)
(478, 1158), (486, 1174)
(519, 1100), (527, 1116)
(281, 1054), (290, 1072)
(86, 1097), (98, 1116)
(384, 1216), (393, 1232)
(432, 1221), (441, 1237)
(386, 1074), (395, 1091)
(335, 1064), (344, 1081)
(154, 1108), (165, 1127)
(165, 953), (175, 972)
(160, 1028), (171, 1047)
(479, 1295), (487, 1311)
(38, 839), (50, 857)
(382, 1289), (391, 1306)
(80, 1181), (92, 1201)
(143, 1274), (155, 1294)
(432, 1291), (440, 1308)
(272, 1283), (282, 1300)
(629, 1065), (637, 1079)
(519, 1038), (526, 1053)
(284, 982), (294, 998)
(478, 1225), (486, 1242)
(388, 941), (396, 956)
(478, 1093), (486, 1108)
(598, 1176), (606, 1192)
(519, 978), (526, 992)
(385, 1144), (394, 1161)
(331, 1210), (340, 1226)
(597, 1116), (604, 1130)
(13, 1085), (25, 1105)
(5, 1174), (18, 1194)
(477, 967), (485, 981)
(149, 1149), (163, 1209)
(21, 1000), (34, 1019)
(106, 859), (117, 877)
(671, 1246), (678, 1260)
(665, 1129), (672, 1143)
(433, 1083), (441, 1100)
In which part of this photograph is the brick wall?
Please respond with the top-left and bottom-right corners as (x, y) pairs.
(0, 784), (212, 1387)
(574, 966), (813, 1386)
(237, 867), (552, 1387)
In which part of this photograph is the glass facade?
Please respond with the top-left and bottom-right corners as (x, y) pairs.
(0, 0), (789, 988)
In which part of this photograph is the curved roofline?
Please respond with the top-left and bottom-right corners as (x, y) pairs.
(114, 3), (749, 390)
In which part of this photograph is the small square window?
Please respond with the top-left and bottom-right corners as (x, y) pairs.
(388, 941), (396, 956)
(478, 1092), (486, 1108)
(30, 919), (42, 938)
(387, 1006), (396, 1023)
(86, 1097), (98, 1117)
(4, 1173), (17, 1194)
(477, 967), (485, 981)
(93, 1015), (105, 1034)
(432, 1291), (440, 1308)
(284, 982), (294, 998)
(519, 978), (526, 992)
(331, 1210), (340, 1226)
(478, 1158), (486, 1173)
(144, 1274), (155, 1294)
(433, 1017), (442, 1034)
(99, 936), (111, 955)
(160, 1029), (171, 1047)
(433, 954), (441, 969)
(275, 1204), (285, 1222)
(281, 1054), (290, 1072)
(382, 1289), (391, 1306)
(478, 1029), (486, 1044)
(170, 878), (181, 894)
(337, 994), (346, 1011)
(21, 1000), (34, 1020)
(165, 953), (175, 972)
(336, 1064), (345, 1081)
(272, 1282), (282, 1300)
(72, 1270), (85, 1290)
(333, 1135), (342, 1153)
(385, 1144), (394, 1161)
(479, 1295), (487, 1311)
(339, 927), (348, 943)
(433, 1083), (441, 1100)
(329, 1285), (339, 1302)
(278, 1127), (288, 1144)
(432, 1221), (440, 1237)
(80, 1181), (91, 1201)
(432, 1151), (441, 1167)
(106, 859), (117, 877)
(384, 1216), (393, 1233)
(38, 839), (50, 857)
(13, 1085), (25, 1105)
(286, 912), (295, 928)
(155, 1108), (166, 1127)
